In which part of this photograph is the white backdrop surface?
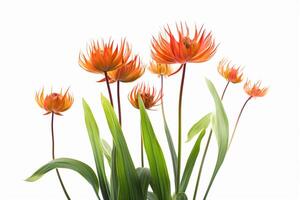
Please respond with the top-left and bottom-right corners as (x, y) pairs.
(0, 0), (299, 199)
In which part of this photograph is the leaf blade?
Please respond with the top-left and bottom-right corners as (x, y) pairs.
(204, 79), (229, 198)
(83, 99), (110, 200)
(26, 158), (100, 198)
(179, 130), (206, 192)
(138, 95), (171, 200)
(101, 95), (143, 200)
(186, 113), (211, 142)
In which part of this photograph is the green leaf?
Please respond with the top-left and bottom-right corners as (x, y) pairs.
(83, 99), (110, 200)
(110, 147), (118, 200)
(172, 193), (188, 200)
(179, 130), (206, 192)
(136, 167), (151, 200)
(186, 113), (211, 142)
(147, 192), (159, 200)
(26, 158), (100, 199)
(138, 95), (171, 200)
(101, 95), (143, 200)
(204, 79), (229, 199)
(161, 105), (178, 187)
(102, 139), (112, 167)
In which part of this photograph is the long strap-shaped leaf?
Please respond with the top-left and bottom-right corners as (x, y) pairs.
(83, 99), (110, 200)
(136, 167), (151, 199)
(138, 95), (171, 200)
(204, 79), (229, 199)
(101, 95), (143, 200)
(179, 129), (206, 192)
(26, 158), (101, 199)
(161, 106), (178, 187)
(186, 113), (211, 142)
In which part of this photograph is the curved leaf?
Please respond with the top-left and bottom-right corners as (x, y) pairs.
(147, 192), (159, 200)
(173, 193), (188, 200)
(161, 106), (178, 187)
(101, 95), (143, 200)
(26, 158), (100, 199)
(186, 113), (211, 142)
(102, 139), (112, 167)
(83, 99), (110, 200)
(179, 130), (206, 192)
(204, 79), (229, 199)
(137, 167), (151, 200)
(138, 95), (171, 200)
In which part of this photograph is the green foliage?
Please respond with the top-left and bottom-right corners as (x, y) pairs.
(83, 99), (110, 199)
(204, 79), (229, 198)
(101, 95), (143, 200)
(138, 95), (171, 200)
(26, 158), (100, 199)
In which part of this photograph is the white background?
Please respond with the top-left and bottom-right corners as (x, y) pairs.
(0, 0), (299, 199)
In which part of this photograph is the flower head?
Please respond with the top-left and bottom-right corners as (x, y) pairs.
(129, 84), (162, 109)
(218, 59), (243, 83)
(151, 23), (217, 64)
(148, 61), (174, 76)
(108, 55), (145, 82)
(36, 88), (73, 115)
(79, 39), (131, 73)
(244, 80), (268, 97)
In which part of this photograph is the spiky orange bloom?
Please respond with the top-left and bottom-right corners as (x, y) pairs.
(108, 55), (145, 82)
(244, 80), (268, 97)
(148, 61), (174, 76)
(129, 84), (162, 109)
(218, 59), (243, 83)
(151, 23), (217, 64)
(36, 88), (73, 115)
(79, 39), (131, 73)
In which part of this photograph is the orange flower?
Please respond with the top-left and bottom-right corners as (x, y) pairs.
(108, 55), (145, 82)
(151, 23), (217, 64)
(129, 84), (162, 109)
(79, 39), (131, 73)
(243, 80), (268, 97)
(36, 88), (73, 115)
(148, 61), (173, 76)
(218, 59), (243, 83)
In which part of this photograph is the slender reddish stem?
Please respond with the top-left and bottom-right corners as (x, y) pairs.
(104, 72), (114, 107)
(193, 82), (230, 200)
(228, 96), (252, 148)
(117, 81), (122, 126)
(176, 63), (186, 193)
(51, 112), (71, 200)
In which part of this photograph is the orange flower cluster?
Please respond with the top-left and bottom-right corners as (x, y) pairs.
(244, 80), (268, 98)
(36, 88), (73, 115)
(148, 61), (173, 76)
(108, 55), (145, 82)
(218, 59), (243, 83)
(151, 23), (217, 64)
(79, 39), (131, 74)
(129, 84), (162, 109)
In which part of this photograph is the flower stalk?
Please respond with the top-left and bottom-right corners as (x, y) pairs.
(104, 71), (114, 107)
(176, 63), (186, 193)
(228, 96), (252, 148)
(51, 112), (71, 200)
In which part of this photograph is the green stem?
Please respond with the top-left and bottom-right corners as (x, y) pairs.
(228, 96), (252, 148)
(192, 81), (229, 200)
(51, 112), (71, 200)
(104, 72), (114, 107)
(117, 81), (122, 126)
(176, 63), (186, 193)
